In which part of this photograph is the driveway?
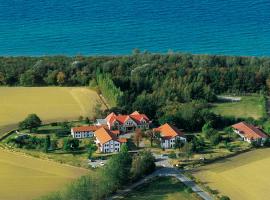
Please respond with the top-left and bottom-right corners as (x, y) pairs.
(108, 153), (213, 200)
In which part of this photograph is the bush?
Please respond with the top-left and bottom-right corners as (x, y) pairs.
(220, 196), (231, 200)
(185, 187), (193, 193)
(210, 133), (222, 145)
(55, 130), (70, 138)
(8, 134), (44, 149)
(168, 151), (177, 159)
(51, 122), (58, 126)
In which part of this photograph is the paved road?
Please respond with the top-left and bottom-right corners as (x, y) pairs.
(108, 154), (213, 200)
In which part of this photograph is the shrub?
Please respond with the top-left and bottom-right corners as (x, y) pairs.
(220, 196), (231, 200)
(168, 151), (177, 159)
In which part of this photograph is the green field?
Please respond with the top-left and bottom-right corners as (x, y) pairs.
(210, 95), (264, 119)
(0, 87), (104, 133)
(118, 177), (199, 200)
(0, 150), (89, 200)
(193, 149), (270, 200)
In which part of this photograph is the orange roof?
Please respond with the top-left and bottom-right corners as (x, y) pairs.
(232, 122), (268, 139)
(72, 125), (102, 132)
(95, 127), (125, 145)
(154, 123), (184, 139)
(111, 130), (120, 135)
(118, 138), (128, 143)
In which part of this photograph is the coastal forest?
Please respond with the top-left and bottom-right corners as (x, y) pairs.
(1, 52), (269, 131)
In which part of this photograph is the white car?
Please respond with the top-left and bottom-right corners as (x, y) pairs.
(100, 162), (105, 166)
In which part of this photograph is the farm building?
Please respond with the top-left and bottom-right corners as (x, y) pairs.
(96, 111), (151, 133)
(71, 125), (105, 139)
(154, 123), (186, 149)
(232, 122), (268, 144)
(94, 127), (127, 153)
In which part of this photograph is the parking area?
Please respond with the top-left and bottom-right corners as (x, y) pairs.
(88, 159), (108, 168)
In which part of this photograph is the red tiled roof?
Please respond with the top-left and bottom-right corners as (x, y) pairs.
(106, 111), (150, 126)
(154, 123), (185, 139)
(232, 122), (268, 140)
(72, 125), (102, 132)
(106, 112), (116, 121)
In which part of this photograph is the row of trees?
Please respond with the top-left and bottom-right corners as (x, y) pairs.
(96, 72), (124, 107)
(40, 145), (156, 200)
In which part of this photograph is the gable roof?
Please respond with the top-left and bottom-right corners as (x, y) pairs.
(154, 123), (185, 139)
(72, 125), (103, 132)
(232, 122), (268, 139)
(106, 111), (150, 126)
(94, 127), (126, 145)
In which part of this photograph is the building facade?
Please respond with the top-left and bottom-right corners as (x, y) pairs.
(154, 123), (186, 149)
(94, 127), (127, 153)
(96, 111), (151, 133)
(71, 125), (102, 139)
(232, 122), (268, 144)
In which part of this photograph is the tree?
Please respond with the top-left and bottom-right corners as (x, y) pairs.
(220, 196), (230, 200)
(102, 143), (132, 191)
(202, 122), (214, 139)
(63, 138), (80, 151)
(130, 150), (155, 180)
(0, 72), (6, 85)
(134, 128), (142, 147)
(78, 116), (83, 121)
(209, 133), (222, 145)
(175, 138), (185, 150)
(182, 142), (193, 159)
(19, 114), (42, 133)
(44, 135), (51, 153)
(153, 131), (161, 147)
(145, 130), (155, 147)
(57, 71), (66, 85)
(85, 117), (90, 124)
(87, 143), (97, 159)
(93, 103), (103, 119)
(263, 137), (270, 147)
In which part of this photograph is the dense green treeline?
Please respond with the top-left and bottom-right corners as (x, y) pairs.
(96, 72), (123, 107)
(1, 52), (270, 130)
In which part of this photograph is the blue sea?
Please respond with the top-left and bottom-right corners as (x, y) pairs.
(0, 0), (270, 56)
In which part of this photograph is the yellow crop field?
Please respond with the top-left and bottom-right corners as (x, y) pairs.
(0, 87), (104, 132)
(193, 149), (270, 200)
(0, 150), (89, 200)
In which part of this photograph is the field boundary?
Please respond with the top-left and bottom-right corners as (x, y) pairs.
(0, 129), (16, 142)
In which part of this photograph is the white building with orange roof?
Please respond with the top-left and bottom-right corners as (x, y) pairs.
(71, 125), (104, 139)
(232, 122), (268, 144)
(94, 127), (127, 153)
(96, 111), (151, 133)
(154, 123), (186, 149)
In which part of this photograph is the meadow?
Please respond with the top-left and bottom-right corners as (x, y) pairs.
(0, 150), (89, 200)
(210, 95), (264, 119)
(0, 87), (104, 134)
(193, 149), (270, 200)
(118, 177), (199, 200)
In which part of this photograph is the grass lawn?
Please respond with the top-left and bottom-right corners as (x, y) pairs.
(193, 148), (270, 200)
(0, 87), (105, 134)
(118, 177), (199, 200)
(1, 123), (113, 168)
(0, 149), (90, 200)
(210, 95), (264, 119)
